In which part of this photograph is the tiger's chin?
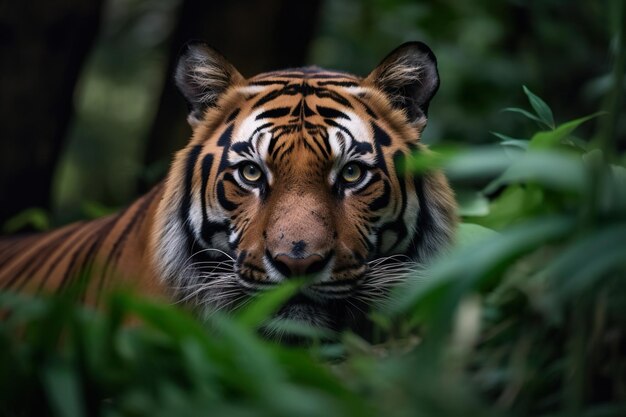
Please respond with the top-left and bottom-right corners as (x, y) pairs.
(264, 292), (372, 344)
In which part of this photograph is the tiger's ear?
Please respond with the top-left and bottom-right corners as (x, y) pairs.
(365, 42), (439, 125)
(175, 42), (244, 127)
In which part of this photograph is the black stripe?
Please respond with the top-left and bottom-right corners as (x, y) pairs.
(114, 189), (159, 260)
(255, 106), (292, 120)
(217, 124), (236, 172)
(37, 225), (91, 290)
(251, 87), (293, 108)
(307, 73), (358, 79)
(371, 122), (391, 146)
(348, 139), (373, 155)
(242, 262), (265, 273)
(251, 122), (273, 137)
(405, 175), (434, 259)
(200, 154), (215, 223)
(372, 128), (390, 177)
(316, 105), (350, 120)
(290, 101), (302, 117)
(77, 215), (120, 304)
(357, 227), (374, 252)
(317, 80), (359, 87)
(267, 129), (291, 157)
(217, 124), (234, 146)
(301, 100), (315, 116)
(324, 118), (355, 141)
(27, 225), (89, 293)
(237, 273), (274, 286)
(304, 132), (330, 159)
(0, 236), (36, 270)
(179, 145), (203, 231)
(200, 154), (223, 245)
(376, 153), (410, 253)
(226, 108), (240, 122)
(216, 179), (238, 211)
(315, 89), (353, 108)
(58, 223), (103, 292)
(318, 129), (332, 157)
(231, 141), (253, 155)
(100, 190), (158, 283)
(2, 224), (81, 291)
(354, 96), (378, 119)
(367, 178), (391, 212)
(249, 80), (290, 86)
(92, 205), (132, 298)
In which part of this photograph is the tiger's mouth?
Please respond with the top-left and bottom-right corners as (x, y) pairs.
(186, 254), (419, 334)
(257, 255), (419, 330)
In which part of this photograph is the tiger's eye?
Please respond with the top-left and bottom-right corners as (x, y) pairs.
(240, 163), (262, 183)
(341, 163), (363, 183)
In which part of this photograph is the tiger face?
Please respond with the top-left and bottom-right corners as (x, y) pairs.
(152, 42), (456, 333)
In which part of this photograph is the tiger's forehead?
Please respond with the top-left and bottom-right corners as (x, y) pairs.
(241, 67), (364, 104)
(226, 69), (379, 164)
(248, 67), (360, 83)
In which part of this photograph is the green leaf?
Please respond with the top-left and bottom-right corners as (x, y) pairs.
(529, 112), (604, 149)
(443, 146), (512, 180)
(491, 132), (529, 158)
(234, 280), (301, 329)
(479, 185), (544, 229)
(500, 140), (529, 150)
(542, 224), (626, 305)
(483, 150), (587, 195)
(209, 314), (285, 391)
(262, 317), (334, 340)
(43, 360), (86, 417)
(491, 131), (528, 143)
(393, 216), (575, 316)
(2, 207), (50, 233)
(523, 85), (555, 128)
(456, 223), (499, 248)
(81, 200), (120, 219)
(456, 190), (490, 217)
(502, 107), (545, 125)
(402, 147), (455, 174)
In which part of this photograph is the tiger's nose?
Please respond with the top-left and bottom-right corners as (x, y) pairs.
(273, 254), (327, 278)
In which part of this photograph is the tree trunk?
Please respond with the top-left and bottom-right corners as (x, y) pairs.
(0, 0), (105, 228)
(141, 0), (323, 189)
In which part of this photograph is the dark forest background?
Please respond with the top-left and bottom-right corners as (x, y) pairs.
(0, 0), (622, 229)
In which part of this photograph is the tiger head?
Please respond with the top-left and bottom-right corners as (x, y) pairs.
(151, 42), (456, 334)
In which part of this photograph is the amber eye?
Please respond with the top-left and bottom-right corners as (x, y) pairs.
(341, 163), (363, 184)
(239, 163), (263, 184)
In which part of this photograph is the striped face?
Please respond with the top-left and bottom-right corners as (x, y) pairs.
(153, 42), (456, 333)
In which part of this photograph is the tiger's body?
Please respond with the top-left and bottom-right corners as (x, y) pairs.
(0, 186), (166, 303)
(0, 42), (456, 332)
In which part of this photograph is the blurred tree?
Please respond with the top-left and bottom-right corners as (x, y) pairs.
(0, 0), (105, 228)
(140, 0), (323, 189)
(309, 0), (615, 146)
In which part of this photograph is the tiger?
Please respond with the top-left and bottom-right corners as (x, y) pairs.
(0, 41), (457, 334)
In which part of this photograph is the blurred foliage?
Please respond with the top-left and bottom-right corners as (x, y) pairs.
(311, 0), (620, 148)
(52, 0), (181, 224)
(2, 208), (51, 234)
